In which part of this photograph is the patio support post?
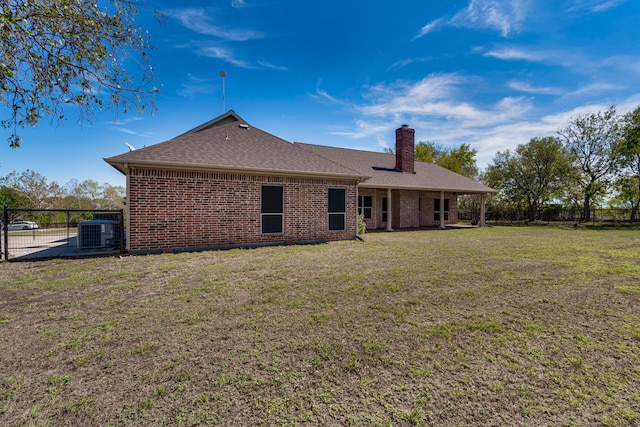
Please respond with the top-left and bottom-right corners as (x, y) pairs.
(355, 185), (360, 236)
(440, 191), (445, 229)
(386, 188), (393, 231)
(480, 193), (486, 227)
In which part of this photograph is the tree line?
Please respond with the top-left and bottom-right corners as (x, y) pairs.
(0, 170), (125, 215)
(484, 105), (640, 222)
(388, 105), (640, 223)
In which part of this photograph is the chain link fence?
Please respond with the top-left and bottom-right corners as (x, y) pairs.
(459, 207), (637, 225)
(2, 208), (124, 261)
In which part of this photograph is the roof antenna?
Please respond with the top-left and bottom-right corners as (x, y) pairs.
(219, 70), (226, 113)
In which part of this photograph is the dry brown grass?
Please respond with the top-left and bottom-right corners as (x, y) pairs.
(1, 226), (639, 426)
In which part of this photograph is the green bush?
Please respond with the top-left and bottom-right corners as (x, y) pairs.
(357, 214), (366, 236)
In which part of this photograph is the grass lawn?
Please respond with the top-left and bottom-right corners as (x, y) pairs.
(1, 226), (639, 426)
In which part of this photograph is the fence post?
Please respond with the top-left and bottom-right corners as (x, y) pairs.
(66, 210), (70, 247)
(119, 209), (125, 254)
(3, 206), (8, 261)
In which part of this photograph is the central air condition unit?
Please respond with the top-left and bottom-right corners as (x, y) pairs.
(93, 213), (122, 247)
(77, 220), (115, 249)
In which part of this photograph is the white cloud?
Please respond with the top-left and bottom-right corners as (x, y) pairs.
(198, 46), (254, 68)
(108, 126), (155, 139)
(482, 47), (547, 62)
(481, 46), (587, 71)
(231, 0), (248, 8)
(355, 74), (532, 128)
(415, 0), (530, 39)
(328, 120), (396, 140)
(388, 57), (434, 71)
(483, 46), (636, 85)
(601, 55), (640, 73)
(176, 73), (218, 99)
(110, 127), (139, 136)
(452, 0), (528, 37)
(110, 116), (144, 126)
(508, 80), (564, 95)
(257, 60), (287, 71)
(414, 18), (445, 39)
(566, 0), (627, 13)
(177, 45), (285, 70)
(168, 8), (262, 41)
(313, 88), (340, 104)
(324, 77), (640, 169)
(563, 82), (623, 98)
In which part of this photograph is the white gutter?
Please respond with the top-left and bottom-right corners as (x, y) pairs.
(124, 163), (131, 251)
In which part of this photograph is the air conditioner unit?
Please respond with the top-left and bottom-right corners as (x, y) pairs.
(93, 213), (122, 247)
(78, 220), (115, 249)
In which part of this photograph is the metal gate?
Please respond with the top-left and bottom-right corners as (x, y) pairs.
(2, 208), (125, 261)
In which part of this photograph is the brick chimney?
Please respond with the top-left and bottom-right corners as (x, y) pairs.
(395, 124), (415, 173)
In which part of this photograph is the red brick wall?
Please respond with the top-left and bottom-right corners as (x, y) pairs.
(127, 169), (358, 252)
(358, 188), (458, 230)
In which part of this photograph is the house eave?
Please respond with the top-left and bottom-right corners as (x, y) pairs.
(104, 159), (369, 182)
(358, 183), (497, 194)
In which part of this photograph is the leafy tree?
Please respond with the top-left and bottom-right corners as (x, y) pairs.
(484, 137), (574, 222)
(558, 106), (623, 221)
(437, 143), (478, 179)
(65, 179), (102, 209)
(1, 171), (125, 210)
(64, 179), (125, 210)
(0, 185), (20, 211)
(411, 141), (479, 178)
(1, 0), (159, 147)
(0, 186), (21, 224)
(100, 183), (126, 210)
(1, 169), (57, 208)
(414, 141), (444, 163)
(613, 176), (640, 221)
(615, 106), (640, 221)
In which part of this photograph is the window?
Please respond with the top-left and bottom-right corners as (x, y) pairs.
(328, 188), (346, 231)
(434, 198), (449, 221)
(358, 195), (372, 219)
(261, 185), (283, 233)
(382, 197), (388, 223)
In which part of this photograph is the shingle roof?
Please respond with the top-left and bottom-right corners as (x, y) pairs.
(105, 110), (495, 194)
(104, 111), (367, 180)
(295, 143), (496, 194)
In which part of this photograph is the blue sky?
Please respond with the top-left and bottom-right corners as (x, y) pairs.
(2, 0), (640, 187)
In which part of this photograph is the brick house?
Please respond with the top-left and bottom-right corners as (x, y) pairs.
(105, 111), (495, 253)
